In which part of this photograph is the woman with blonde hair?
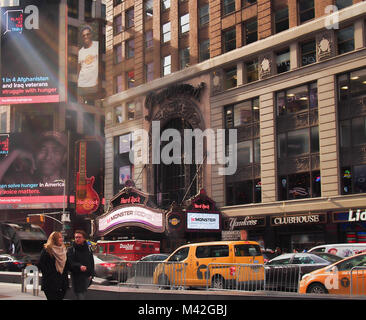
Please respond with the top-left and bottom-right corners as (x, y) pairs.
(38, 231), (69, 300)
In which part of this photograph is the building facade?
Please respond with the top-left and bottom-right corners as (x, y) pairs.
(104, 0), (366, 252)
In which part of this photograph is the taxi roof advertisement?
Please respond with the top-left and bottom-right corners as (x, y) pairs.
(0, 0), (63, 104)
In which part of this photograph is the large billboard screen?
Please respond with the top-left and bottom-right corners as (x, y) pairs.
(0, 131), (68, 209)
(0, 0), (61, 104)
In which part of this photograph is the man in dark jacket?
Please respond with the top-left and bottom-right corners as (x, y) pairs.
(67, 230), (95, 300)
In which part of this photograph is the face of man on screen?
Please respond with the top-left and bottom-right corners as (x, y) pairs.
(81, 27), (93, 49)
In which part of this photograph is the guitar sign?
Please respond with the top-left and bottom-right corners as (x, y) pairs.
(76, 141), (100, 215)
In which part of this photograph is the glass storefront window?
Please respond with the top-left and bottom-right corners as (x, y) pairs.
(237, 140), (253, 166)
(351, 117), (366, 145)
(354, 165), (366, 193)
(287, 128), (310, 157)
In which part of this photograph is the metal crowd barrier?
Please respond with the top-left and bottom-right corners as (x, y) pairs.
(206, 263), (266, 291)
(350, 267), (366, 296)
(117, 261), (187, 290)
(264, 265), (302, 293)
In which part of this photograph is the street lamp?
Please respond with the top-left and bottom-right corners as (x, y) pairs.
(54, 179), (70, 237)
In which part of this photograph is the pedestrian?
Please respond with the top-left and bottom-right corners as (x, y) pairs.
(38, 231), (69, 300)
(275, 247), (282, 256)
(67, 230), (95, 300)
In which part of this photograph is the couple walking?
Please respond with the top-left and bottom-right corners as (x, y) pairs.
(38, 230), (95, 300)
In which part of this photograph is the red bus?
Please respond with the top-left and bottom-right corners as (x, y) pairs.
(96, 240), (160, 261)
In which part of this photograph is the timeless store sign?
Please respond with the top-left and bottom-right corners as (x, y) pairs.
(271, 213), (326, 226)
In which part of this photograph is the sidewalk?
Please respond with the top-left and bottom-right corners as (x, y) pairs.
(0, 282), (46, 300)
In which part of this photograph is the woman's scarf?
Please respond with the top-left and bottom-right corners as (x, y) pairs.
(51, 245), (67, 274)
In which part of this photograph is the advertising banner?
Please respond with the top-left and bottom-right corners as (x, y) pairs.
(0, 131), (68, 209)
(0, 0), (62, 104)
(74, 139), (104, 215)
(186, 212), (220, 231)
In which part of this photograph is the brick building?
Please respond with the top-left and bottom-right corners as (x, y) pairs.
(104, 0), (366, 252)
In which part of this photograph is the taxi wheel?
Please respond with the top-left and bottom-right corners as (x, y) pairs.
(158, 274), (170, 289)
(211, 275), (225, 290)
(307, 283), (328, 294)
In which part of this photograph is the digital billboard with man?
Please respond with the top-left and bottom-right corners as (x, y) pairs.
(77, 23), (100, 100)
(0, 0), (62, 104)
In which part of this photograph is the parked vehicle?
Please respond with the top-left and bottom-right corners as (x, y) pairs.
(299, 252), (366, 295)
(0, 254), (28, 271)
(96, 240), (160, 261)
(153, 241), (264, 290)
(0, 222), (47, 264)
(309, 243), (366, 258)
(94, 253), (128, 283)
(135, 254), (169, 277)
(265, 252), (342, 292)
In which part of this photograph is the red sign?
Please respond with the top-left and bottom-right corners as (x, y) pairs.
(120, 195), (141, 205)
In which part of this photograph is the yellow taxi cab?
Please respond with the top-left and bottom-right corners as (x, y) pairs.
(153, 241), (264, 289)
(299, 252), (366, 295)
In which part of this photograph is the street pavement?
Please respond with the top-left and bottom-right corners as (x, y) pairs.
(0, 282), (46, 300)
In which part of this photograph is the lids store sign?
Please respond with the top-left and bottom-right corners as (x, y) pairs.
(271, 214), (326, 226)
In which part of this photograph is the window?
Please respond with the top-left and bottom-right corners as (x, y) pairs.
(234, 244), (261, 257)
(199, 4), (209, 27)
(114, 0), (122, 5)
(224, 66), (237, 90)
(223, 0), (235, 15)
(127, 101), (135, 120)
(68, 25), (78, 46)
(199, 39), (210, 61)
(301, 40), (316, 66)
(114, 133), (134, 193)
(145, 0), (153, 17)
(68, 55), (78, 75)
(279, 171), (321, 200)
(162, 0), (170, 10)
(0, 113), (6, 133)
(196, 245), (229, 258)
(246, 60), (259, 83)
(179, 47), (190, 69)
(225, 98), (261, 205)
(336, 0), (353, 10)
(67, 0), (78, 19)
(337, 25), (354, 54)
(162, 22), (171, 43)
(338, 69), (366, 195)
(276, 48), (290, 74)
(126, 8), (134, 28)
(168, 247), (189, 262)
(242, 0), (256, 6)
(114, 44), (122, 64)
(146, 62), (154, 82)
(162, 55), (171, 76)
(274, 7), (289, 33)
(277, 83), (317, 116)
(243, 19), (257, 45)
(83, 112), (95, 135)
(180, 13), (190, 35)
(115, 105), (125, 123)
(298, 0), (314, 24)
(126, 39), (135, 59)
(145, 30), (153, 49)
(114, 15), (122, 34)
(114, 74), (123, 93)
(127, 70), (135, 88)
(85, 0), (93, 19)
(223, 28), (236, 53)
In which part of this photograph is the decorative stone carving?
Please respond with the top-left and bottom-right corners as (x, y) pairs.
(316, 31), (335, 61)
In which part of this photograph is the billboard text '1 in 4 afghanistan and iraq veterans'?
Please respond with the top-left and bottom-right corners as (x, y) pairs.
(0, 0), (62, 104)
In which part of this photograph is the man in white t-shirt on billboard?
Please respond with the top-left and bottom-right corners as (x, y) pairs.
(78, 25), (99, 98)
